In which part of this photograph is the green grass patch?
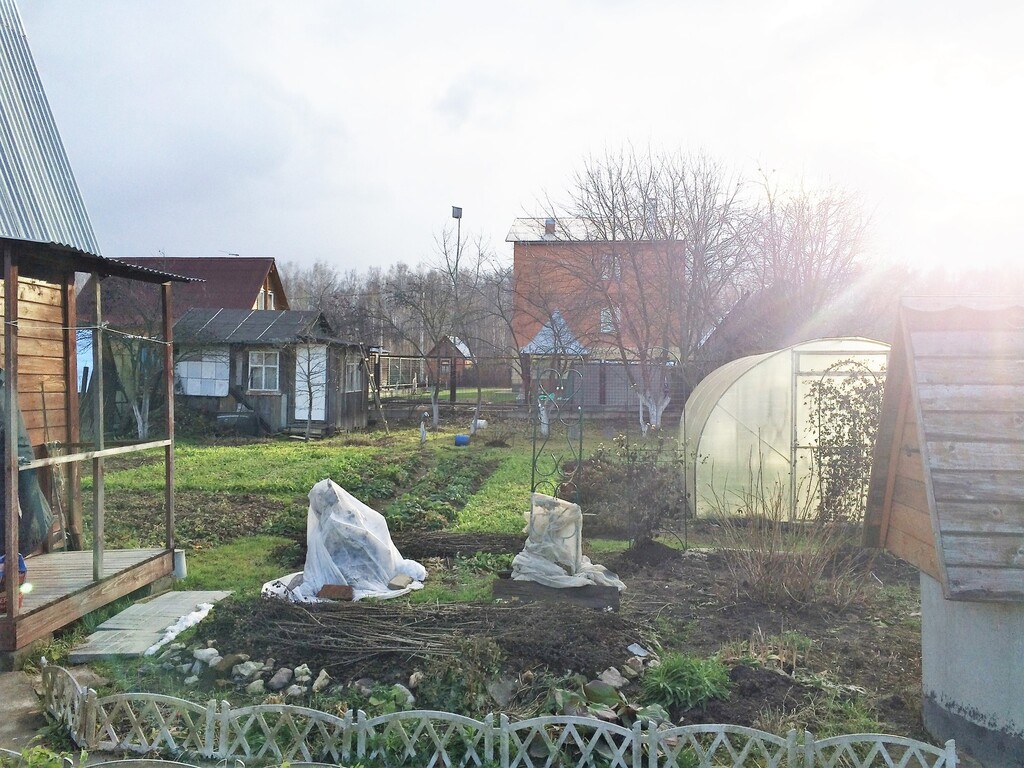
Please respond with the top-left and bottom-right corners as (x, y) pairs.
(454, 452), (533, 533)
(178, 535), (298, 597)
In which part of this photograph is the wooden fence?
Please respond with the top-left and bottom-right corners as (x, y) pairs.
(42, 665), (956, 768)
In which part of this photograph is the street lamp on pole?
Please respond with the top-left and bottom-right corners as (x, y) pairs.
(450, 206), (462, 405)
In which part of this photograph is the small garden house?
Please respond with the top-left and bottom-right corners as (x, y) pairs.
(864, 296), (1024, 766)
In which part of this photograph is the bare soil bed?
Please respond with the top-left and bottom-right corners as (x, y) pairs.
(194, 533), (925, 741)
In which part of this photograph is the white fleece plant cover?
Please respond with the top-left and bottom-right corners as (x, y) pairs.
(511, 493), (625, 590)
(262, 478), (426, 602)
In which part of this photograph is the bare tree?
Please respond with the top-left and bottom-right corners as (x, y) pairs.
(531, 148), (753, 430)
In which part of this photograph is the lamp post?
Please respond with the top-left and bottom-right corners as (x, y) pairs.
(450, 206), (462, 404)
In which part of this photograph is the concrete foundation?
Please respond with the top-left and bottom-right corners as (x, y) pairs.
(921, 572), (1024, 768)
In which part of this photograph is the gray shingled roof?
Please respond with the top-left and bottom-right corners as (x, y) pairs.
(520, 311), (588, 355)
(0, 0), (101, 255)
(175, 308), (337, 345)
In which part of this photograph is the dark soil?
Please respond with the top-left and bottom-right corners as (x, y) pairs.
(194, 534), (926, 740)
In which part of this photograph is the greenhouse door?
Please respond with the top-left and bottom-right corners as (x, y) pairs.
(295, 344), (327, 422)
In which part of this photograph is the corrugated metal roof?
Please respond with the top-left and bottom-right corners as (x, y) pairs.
(175, 308), (338, 345)
(0, 0), (100, 255)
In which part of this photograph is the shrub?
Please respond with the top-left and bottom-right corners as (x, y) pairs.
(641, 652), (731, 711)
(572, 433), (686, 545)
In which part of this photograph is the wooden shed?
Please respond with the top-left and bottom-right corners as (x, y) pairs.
(864, 296), (1024, 602)
(864, 295), (1024, 766)
(0, 0), (193, 660)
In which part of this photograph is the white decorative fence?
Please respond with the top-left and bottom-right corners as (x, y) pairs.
(42, 665), (956, 768)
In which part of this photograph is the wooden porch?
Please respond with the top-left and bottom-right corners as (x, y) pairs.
(1, 549), (172, 653)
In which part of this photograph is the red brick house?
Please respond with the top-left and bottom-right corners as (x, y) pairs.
(508, 217), (683, 413)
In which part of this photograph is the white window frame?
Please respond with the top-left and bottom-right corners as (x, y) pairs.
(345, 358), (362, 393)
(600, 252), (622, 282)
(248, 350), (280, 392)
(600, 307), (620, 334)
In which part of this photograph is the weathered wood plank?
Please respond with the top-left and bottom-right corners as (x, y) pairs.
(885, 524), (940, 579)
(911, 330), (1024, 358)
(922, 411), (1024, 442)
(894, 444), (923, 480)
(939, 501), (1024, 534)
(887, 500), (935, 548)
(945, 565), (1024, 602)
(14, 355), (65, 377)
(942, 532), (1024, 568)
(932, 470), (1024, 504)
(892, 475), (930, 514)
(917, 383), (1024, 413)
(927, 440), (1024, 472)
(915, 356), (1024, 385)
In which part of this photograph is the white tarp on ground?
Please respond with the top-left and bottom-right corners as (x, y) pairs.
(262, 479), (426, 602)
(511, 493), (625, 590)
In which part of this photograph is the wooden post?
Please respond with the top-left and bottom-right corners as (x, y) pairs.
(162, 283), (175, 551)
(92, 274), (104, 582)
(3, 249), (20, 618)
(63, 274), (83, 550)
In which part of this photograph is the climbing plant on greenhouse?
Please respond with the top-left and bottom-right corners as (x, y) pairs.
(806, 359), (885, 522)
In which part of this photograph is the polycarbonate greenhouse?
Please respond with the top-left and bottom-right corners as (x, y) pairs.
(681, 338), (890, 519)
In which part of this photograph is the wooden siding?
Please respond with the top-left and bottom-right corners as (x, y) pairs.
(868, 299), (1024, 602)
(0, 277), (68, 447)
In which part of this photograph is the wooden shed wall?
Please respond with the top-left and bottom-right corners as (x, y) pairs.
(869, 300), (1024, 603)
(0, 277), (69, 448)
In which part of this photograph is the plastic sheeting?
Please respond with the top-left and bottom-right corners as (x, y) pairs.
(681, 337), (889, 519)
(511, 493), (625, 590)
(262, 479), (426, 602)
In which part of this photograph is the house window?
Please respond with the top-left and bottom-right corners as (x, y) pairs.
(345, 358), (362, 393)
(600, 307), (620, 334)
(248, 350), (279, 391)
(175, 347), (229, 397)
(600, 253), (622, 281)
(266, 289), (275, 310)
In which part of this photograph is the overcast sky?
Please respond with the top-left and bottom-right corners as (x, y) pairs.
(19, 0), (1024, 274)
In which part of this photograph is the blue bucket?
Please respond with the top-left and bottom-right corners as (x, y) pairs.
(454, 434), (470, 446)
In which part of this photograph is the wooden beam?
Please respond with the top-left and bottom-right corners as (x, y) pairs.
(92, 275), (104, 581)
(19, 439), (172, 470)
(2, 248), (18, 619)
(162, 282), (174, 551)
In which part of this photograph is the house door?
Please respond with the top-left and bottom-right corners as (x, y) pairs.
(294, 344), (327, 422)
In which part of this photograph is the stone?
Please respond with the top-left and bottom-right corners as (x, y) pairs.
(285, 684), (308, 698)
(388, 574), (414, 590)
(392, 683), (415, 707)
(599, 667), (629, 689)
(245, 679), (266, 696)
(267, 667), (294, 691)
(486, 678), (517, 708)
(178, 663), (193, 675)
(294, 664), (313, 684)
(408, 671), (424, 689)
(624, 656), (646, 673)
(234, 661), (264, 681)
(215, 653), (249, 674)
(193, 647), (220, 664)
(190, 661), (204, 676)
(627, 643), (650, 657)
(354, 677), (375, 697)
(183, 675), (199, 686)
(621, 664), (639, 680)
(312, 670), (331, 693)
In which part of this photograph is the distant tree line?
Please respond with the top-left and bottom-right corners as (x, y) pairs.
(279, 145), (1024, 430)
